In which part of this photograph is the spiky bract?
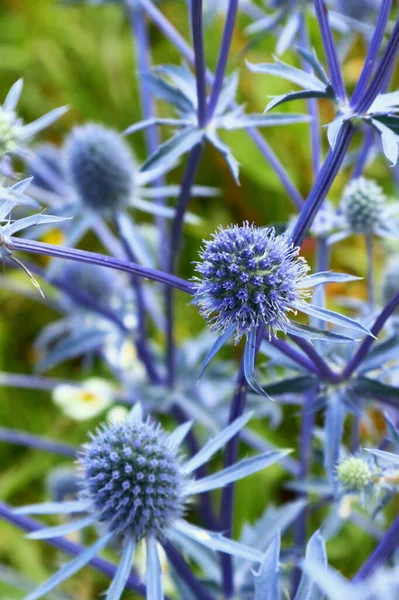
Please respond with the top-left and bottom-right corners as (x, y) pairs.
(193, 222), (310, 340)
(0, 106), (23, 156)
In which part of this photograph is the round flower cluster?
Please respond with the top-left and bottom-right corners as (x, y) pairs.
(64, 124), (135, 213)
(337, 456), (372, 491)
(342, 177), (386, 235)
(0, 106), (23, 156)
(382, 257), (399, 314)
(193, 222), (310, 340)
(80, 419), (186, 540)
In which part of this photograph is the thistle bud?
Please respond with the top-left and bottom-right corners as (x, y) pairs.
(337, 456), (372, 491)
(342, 177), (386, 235)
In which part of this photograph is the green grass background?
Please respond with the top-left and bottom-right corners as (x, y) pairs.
(0, 0), (398, 597)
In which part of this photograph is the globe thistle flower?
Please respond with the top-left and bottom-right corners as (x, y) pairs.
(15, 409), (290, 599)
(328, 178), (399, 244)
(0, 80), (68, 159)
(193, 222), (371, 394)
(64, 124), (136, 214)
(336, 456), (372, 491)
(382, 257), (399, 315)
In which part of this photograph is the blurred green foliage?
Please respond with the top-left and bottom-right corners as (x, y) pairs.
(0, 1), (398, 598)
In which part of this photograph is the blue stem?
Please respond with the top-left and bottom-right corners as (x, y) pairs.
(191, 0), (207, 127)
(353, 515), (399, 581)
(350, 0), (394, 110)
(207, 0), (238, 121)
(314, 0), (346, 103)
(0, 427), (77, 458)
(8, 237), (193, 294)
(162, 540), (216, 600)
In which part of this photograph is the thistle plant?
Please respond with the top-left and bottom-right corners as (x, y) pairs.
(1, 0), (399, 599)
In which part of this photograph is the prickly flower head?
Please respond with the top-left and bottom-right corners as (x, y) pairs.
(0, 106), (23, 156)
(64, 124), (135, 213)
(342, 177), (386, 235)
(80, 419), (186, 541)
(193, 222), (311, 340)
(337, 456), (372, 491)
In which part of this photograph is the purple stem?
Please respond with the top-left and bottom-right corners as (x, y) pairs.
(124, 0), (169, 268)
(314, 0), (346, 103)
(289, 335), (339, 383)
(166, 143), (204, 387)
(268, 337), (323, 377)
(298, 12), (321, 175)
(0, 372), (75, 391)
(355, 16), (399, 114)
(162, 540), (216, 600)
(0, 427), (77, 458)
(292, 123), (355, 246)
(291, 391), (315, 594)
(8, 237), (192, 294)
(207, 0), (238, 121)
(350, 0), (393, 109)
(219, 361), (248, 598)
(342, 291), (399, 379)
(191, 0), (207, 127)
(353, 127), (375, 178)
(0, 503), (154, 598)
(136, 0), (304, 210)
(113, 212), (163, 384)
(353, 515), (399, 581)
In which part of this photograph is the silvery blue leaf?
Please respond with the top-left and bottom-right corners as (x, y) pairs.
(113, 212), (155, 267)
(206, 131), (240, 184)
(14, 500), (91, 515)
(297, 272), (361, 288)
(10, 177), (34, 196)
(294, 530), (327, 600)
(365, 448), (399, 466)
(295, 302), (371, 337)
(247, 59), (326, 91)
(351, 377), (399, 406)
(187, 449), (291, 494)
(300, 560), (363, 600)
(369, 91), (399, 113)
(360, 335), (399, 373)
(253, 533), (281, 600)
(198, 323), (235, 379)
(37, 331), (106, 372)
(296, 48), (330, 86)
(327, 115), (346, 149)
(276, 11), (301, 55)
(221, 112), (310, 130)
(27, 515), (95, 540)
(244, 329), (271, 397)
(124, 118), (188, 136)
(105, 537), (135, 600)
(25, 533), (112, 600)
(143, 72), (195, 113)
(146, 537), (163, 600)
(285, 322), (355, 343)
(174, 520), (264, 562)
(266, 90), (330, 113)
(6, 214), (68, 236)
(183, 411), (253, 474)
(370, 118), (399, 166)
(20, 106), (69, 140)
(3, 79), (24, 112)
(141, 128), (204, 173)
(324, 394), (344, 485)
(168, 420), (193, 449)
(152, 64), (197, 105)
(214, 71), (239, 116)
(131, 197), (201, 225)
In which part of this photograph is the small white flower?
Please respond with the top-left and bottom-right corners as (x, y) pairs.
(52, 378), (114, 421)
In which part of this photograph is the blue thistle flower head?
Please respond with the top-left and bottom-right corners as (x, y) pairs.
(193, 222), (310, 341)
(342, 177), (386, 235)
(64, 124), (136, 213)
(80, 418), (186, 541)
